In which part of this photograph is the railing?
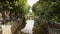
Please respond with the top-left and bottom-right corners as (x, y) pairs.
(49, 27), (60, 34)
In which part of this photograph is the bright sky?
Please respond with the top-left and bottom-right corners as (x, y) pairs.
(27, 0), (39, 13)
(27, 0), (39, 7)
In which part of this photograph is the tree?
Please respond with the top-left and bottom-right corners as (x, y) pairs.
(32, 0), (60, 24)
(0, 0), (29, 19)
(0, 0), (29, 24)
(0, 0), (29, 15)
(32, 0), (60, 34)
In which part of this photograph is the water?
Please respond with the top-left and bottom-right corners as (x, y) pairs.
(21, 20), (34, 34)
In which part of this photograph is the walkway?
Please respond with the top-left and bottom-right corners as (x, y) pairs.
(13, 20), (44, 34)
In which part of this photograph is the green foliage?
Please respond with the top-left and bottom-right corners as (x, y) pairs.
(32, 0), (60, 23)
(25, 12), (35, 19)
(0, 0), (29, 15)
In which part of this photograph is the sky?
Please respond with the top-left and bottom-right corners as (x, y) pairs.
(27, 0), (39, 7)
(27, 0), (39, 13)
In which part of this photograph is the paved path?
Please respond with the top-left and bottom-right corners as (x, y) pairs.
(21, 20), (34, 34)
(13, 20), (44, 34)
